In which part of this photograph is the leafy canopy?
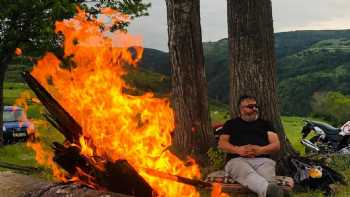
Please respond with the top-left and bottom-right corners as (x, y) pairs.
(0, 0), (150, 57)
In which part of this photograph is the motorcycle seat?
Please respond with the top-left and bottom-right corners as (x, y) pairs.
(313, 122), (340, 135)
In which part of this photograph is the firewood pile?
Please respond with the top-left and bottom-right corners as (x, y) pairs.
(22, 71), (217, 197)
(22, 72), (155, 197)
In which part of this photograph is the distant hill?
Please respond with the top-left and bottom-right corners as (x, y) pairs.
(7, 30), (350, 116)
(139, 29), (350, 116)
(138, 48), (170, 76)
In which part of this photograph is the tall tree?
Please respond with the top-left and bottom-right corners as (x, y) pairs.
(165, 0), (214, 160)
(227, 0), (297, 174)
(0, 0), (150, 145)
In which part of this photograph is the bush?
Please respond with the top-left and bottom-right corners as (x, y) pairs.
(311, 91), (350, 126)
(207, 147), (225, 171)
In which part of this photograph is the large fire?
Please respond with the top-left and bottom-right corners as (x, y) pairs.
(26, 8), (223, 197)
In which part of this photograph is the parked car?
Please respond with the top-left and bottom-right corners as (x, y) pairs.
(2, 106), (31, 144)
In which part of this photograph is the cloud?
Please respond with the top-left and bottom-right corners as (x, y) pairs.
(128, 0), (350, 51)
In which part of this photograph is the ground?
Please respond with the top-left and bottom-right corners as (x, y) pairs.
(1, 81), (350, 196)
(0, 171), (49, 197)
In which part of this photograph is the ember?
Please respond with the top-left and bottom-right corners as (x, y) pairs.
(23, 7), (224, 197)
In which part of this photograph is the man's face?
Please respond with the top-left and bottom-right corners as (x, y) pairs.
(239, 98), (259, 121)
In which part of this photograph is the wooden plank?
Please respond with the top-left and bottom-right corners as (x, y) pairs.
(22, 71), (81, 143)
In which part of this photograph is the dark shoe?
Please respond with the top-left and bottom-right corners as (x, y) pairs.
(267, 183), (284, 197)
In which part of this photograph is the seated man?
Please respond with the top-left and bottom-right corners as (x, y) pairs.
(218, 95), (283, 197)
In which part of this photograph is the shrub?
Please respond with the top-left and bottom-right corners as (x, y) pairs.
(207, 147), (225, 171)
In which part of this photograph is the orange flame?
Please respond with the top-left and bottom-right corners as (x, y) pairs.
(29, 141), (68, 181)
(211, 183), (230, 197)
(29, 8), (202, 197)
(14, 92), (66, 180)
(15, 48), (22, 56)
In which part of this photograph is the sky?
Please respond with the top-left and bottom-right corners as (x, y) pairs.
(128, 0), (350, 52)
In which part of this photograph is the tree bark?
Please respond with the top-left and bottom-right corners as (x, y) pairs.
(227, 0), (297, 175)
(165, 0), (214, 160)
(0, 54), (12, 146)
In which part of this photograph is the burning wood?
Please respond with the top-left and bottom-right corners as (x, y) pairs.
(23, 70), (217, 196)
(22, 8), (216, 197)
(24, 72), (155, 197)
(22, 71), (81, 143)
(144, 168), (212, 188)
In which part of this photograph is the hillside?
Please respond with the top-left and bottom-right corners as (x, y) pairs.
(6, 29), (350, 116)
(139, 29), (350, 116)
(278, 37), (350, 115)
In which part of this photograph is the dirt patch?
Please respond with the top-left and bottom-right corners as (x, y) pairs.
(0, 171), (49, 197)
(0, 171), (133, 197)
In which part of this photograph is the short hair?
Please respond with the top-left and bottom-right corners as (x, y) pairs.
(237, 95), (256, 108)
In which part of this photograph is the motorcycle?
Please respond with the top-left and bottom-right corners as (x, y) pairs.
(300, 120), (350, 154)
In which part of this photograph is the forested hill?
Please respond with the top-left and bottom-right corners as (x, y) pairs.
(7, 30), (350, 116)
(137, 29), (350, 116)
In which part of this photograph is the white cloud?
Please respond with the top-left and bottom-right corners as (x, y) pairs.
(276, 17), (350, 32)
(128, 0), (350, 51)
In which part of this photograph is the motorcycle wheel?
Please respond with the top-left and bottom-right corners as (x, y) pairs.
(304, 136), (319, 154)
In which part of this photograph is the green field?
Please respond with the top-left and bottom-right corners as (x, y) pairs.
(1, 83), (350, 196)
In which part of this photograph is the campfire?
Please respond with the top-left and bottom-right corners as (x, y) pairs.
(22, 8), (226, 197)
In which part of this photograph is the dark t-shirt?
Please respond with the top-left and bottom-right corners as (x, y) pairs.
(221, 117), (275, 160)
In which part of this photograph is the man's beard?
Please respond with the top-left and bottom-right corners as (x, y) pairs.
(241, 112), (258, 122)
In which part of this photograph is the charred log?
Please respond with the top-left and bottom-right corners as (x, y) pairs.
(102, 161), (155, 196)
(144, 168), (212, 188)
(22, 71), (81, 143)
(52, 142), (154, 197)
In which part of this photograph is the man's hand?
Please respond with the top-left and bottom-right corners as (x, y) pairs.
(235, 145), (257, 157)
(245, 145), (263, 156)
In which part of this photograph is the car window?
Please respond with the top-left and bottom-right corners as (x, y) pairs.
(3, 109), (24, 122)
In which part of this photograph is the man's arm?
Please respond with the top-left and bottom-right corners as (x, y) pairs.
(218, 134), (253, 157)
(251, 131), (280, 156)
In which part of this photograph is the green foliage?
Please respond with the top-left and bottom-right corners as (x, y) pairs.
(311, 91), (350, 125)
(206, 147), (225, 171)
(123, 67), (170, 96)
(275, 30), (350, 59)
(8, 28), (350, 119)
(208, 99), (230, 124)
(90, 0), (150, 19)
(139, 30), (350, 116)
(0, 0), (77, 55)
(0, 0), (150, 59)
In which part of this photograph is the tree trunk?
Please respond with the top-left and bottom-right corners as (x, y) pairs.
(0, 54), (12, 146)
(165, 0), (214, 160)
(227, 0), (297, 175)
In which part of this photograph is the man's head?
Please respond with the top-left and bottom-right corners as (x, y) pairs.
(238, 95), (259, 122)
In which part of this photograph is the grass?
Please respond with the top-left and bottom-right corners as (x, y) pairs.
(1, 83), (65, 179)
(282, 116), (306, 154)
(0, 143), (36, 166)
(2, 84), (350, 196)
